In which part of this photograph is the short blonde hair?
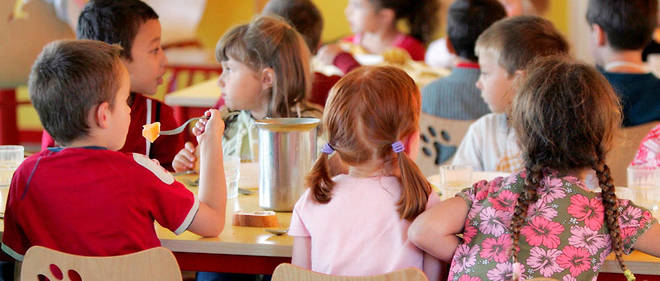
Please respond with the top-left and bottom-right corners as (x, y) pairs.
(475, 15), (569, 75)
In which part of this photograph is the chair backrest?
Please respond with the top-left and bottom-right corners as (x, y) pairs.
(606, 121), (660, 186)
(271, 263), (429, 281)
(417, 113), (475, 176)
(20, 246), (182, 281)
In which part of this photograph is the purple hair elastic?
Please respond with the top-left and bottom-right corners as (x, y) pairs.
(391, 141), (405, 153)
(321, 143), (335, 154)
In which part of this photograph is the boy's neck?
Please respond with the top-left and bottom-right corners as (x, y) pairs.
(65, 135), (111, 150)
(600, 47), (646, 73)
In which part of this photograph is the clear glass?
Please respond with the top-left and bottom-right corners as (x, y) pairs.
(224, 155), (241, 199)
(438, 165), (473, 200)
(0, 145), (24, 212)
(627, 165), (660, 217)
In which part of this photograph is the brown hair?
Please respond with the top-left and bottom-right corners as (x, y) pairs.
(28, 40), (124, 146)
(369, 0), (439, 44)
(215, 15), (318, 118)
(510, 56), (628, 275)
(587, 0), (658, 51)
(475, 15), (569, 75)
(262, 0), (323, 54)
(77, 0), (159, 60)
(306, 66), (432, 221)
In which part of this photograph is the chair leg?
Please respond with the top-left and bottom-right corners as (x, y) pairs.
(0, 89), (20, 145)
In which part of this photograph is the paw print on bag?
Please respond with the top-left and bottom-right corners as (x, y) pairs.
(417, 114), (474, 175)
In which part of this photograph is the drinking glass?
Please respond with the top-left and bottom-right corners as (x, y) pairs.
(627, 165), (660, 217)
(224, 155), (240, 199)
(438, 165), (473, 200)
(0, 145), (24, 212)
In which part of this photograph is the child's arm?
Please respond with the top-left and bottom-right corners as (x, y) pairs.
(186, 110), (226, 236)
(408, 197), (468, 262)
(423, 252), (442, 281)
(172, 142), (197, 172)
(633, 223), (660, 256)
(292, 237), (312, 269)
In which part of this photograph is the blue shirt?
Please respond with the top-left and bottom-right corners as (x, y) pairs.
(602, 71), (660, 126)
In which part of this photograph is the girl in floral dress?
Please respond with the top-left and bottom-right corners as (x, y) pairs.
(409, 56), (660, 281)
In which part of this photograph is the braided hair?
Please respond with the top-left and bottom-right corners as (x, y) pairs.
(510, 56), (625, 279)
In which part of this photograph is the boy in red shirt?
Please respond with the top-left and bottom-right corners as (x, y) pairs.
(2, 40), (226, 261)
(41, 0), (184, 170)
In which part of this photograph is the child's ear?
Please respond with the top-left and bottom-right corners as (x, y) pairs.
(403, 130), (421, 161)
(260, 67), (275, 91)
(446, 38), (457, 55)
(94, 102), (112, 129)
(591, 23), (607, 47)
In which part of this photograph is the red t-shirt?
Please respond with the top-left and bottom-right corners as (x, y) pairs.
(343, 33), (426, 61)
(1, 147), (198, 261)
(40, 94), (185, 170)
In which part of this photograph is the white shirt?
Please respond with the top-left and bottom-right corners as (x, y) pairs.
(452, 113), (523, 172)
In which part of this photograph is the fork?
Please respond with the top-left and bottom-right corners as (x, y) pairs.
(159, 117), (203, 136)
(159, 111), (240, 136)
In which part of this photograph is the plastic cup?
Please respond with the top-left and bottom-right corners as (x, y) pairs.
(438, 165), (473, 200)
(0, 145), (24, 212)
(224, 155), (240, 199)
(627, 166), (660, 217)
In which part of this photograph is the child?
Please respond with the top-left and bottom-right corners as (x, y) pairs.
(2, 40), (226, 260)
(328, 0), (438, 62)
(451, 16), (569, 172)
(631, 124), (660, 167)
(172, 15), (322, 171)
(421, 0), (506, 120)
(262, 0), (361, 107)
(41, 0), (184, 170)
(289, 66), (441, 279)
(409, 55), (660, 281)
(587, 0), (660, 127)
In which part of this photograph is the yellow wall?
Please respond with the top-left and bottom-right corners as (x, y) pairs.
(16, 0), (571, 137)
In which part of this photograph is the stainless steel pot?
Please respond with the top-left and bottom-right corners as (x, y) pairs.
(256, 118), (320, 211)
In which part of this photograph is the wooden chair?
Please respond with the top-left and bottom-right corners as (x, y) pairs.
(606, 121), (660, 186)
(271, 263), (429, 281)
(20, 246), (182, 281)
(417, 113), (475, 176)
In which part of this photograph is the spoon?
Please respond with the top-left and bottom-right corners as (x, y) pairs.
(265, 228), (289, 236)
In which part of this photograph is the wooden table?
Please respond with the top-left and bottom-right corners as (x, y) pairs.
(157, 173), (293, 274)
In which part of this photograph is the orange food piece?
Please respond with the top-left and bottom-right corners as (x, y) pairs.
(142, 122), (161, 143)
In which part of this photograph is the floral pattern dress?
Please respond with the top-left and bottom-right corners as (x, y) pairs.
(450, 170), (657, 281)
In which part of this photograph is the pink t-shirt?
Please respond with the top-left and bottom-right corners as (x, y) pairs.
(288, 174), (440, 275)
(632, 124), (660, 167)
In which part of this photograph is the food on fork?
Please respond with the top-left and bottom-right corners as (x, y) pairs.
(142, 122), (161, 143)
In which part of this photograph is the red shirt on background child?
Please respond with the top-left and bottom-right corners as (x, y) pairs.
(1, 147), (198, 261)
(41, 94), (184, 169)
(343, 34), (426, 61)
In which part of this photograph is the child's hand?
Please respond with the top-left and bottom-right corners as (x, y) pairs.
(172, 142), (196, 172)
(317, 43), (343, 65)
(193, 109), (225, 146)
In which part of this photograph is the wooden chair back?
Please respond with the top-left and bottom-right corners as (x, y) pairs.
(606, 122), (659, 186)
(417, 113), (474, 176)
(272, 263), (429, 281)
(20, 246), (182, 281)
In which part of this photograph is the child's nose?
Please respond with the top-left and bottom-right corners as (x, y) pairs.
(217, 75), (225, 88)
(475, 80), (483, 90)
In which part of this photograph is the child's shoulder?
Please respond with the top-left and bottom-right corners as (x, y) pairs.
(468, 113), (508, 133)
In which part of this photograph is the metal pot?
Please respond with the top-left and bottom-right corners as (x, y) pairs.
(256, 118), (320, 211)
